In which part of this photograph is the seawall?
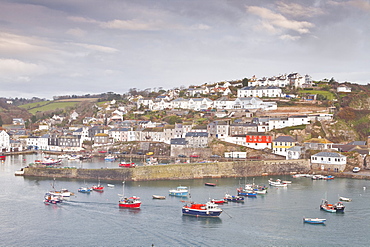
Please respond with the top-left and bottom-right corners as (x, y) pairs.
(23, 159), (310, 181)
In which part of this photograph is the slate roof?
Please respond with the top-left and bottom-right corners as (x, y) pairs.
(185, 132), (208, 137)
(273, 136), (296, 142)
(312, 152), (345, 158)
(170, 138), (187, 145)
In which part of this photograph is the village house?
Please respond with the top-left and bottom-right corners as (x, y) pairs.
(286, 146), (304, 160)
(185, 132), (209, 148)
(237, 86), (283, 98)
(272, 135), (297, 157)
(337, 85), (352, 93)
(310, 151), (347, 172)
(0, 130), (10, 152)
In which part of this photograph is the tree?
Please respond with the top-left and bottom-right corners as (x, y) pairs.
(242, 78), (249, 87)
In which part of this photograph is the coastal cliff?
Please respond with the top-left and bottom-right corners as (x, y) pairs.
(23, 159), (310, 181)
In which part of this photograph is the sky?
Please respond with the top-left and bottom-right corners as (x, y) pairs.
(0, 0), (369, 99)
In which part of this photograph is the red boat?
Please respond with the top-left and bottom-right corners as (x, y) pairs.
(91, 185), (104, 192)
(119, 163), (136, 168)
(119, 196), (142, 208)
(211, 199), (227, 204)
(118, 182), (141, 208)
(0, 155), (6, 160)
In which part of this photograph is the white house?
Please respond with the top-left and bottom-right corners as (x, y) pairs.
(237, 86), (283, 98)
(310, 151), (347, 172)
(337, 85), (351, 93)
(286, 146), (304, 160)
(0, 130), (10, 152)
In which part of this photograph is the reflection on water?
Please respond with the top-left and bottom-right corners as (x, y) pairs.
(181, 215), (222, 226)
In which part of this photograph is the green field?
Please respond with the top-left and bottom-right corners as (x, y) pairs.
(19, 101), (79, 114)
(298, 90), (335, 100)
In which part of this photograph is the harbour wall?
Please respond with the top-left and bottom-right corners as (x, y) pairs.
(23, 159), (310, 181)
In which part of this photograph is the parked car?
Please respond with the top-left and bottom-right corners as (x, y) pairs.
(178, 154), (187, 158)
(189, 154), (200, 158)
(353, 167), (361, 173)
(136, 151), (144, 155)
(210, 154), (221, 158)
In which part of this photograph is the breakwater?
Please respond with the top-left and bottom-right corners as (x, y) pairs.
(23, 159), (310, 181)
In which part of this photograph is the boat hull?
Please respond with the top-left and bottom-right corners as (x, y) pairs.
(182, 208), (222, 217)
(119, 202), (141, 208)
(303, 218), (326, 224)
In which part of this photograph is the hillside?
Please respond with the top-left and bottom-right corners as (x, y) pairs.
(0, 100), (33, 125)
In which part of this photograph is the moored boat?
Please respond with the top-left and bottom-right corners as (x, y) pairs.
(224, 193), (244, 202)
(152, 195), (166, 199)
(91, 185), (104, 192)
(237, 188), (257, 197)
(104, 155), (116, 162)
(119, 162), (136, 168)
(303, 218), (326, 224)
(339, 196), (352, 202)
(107, 184), (115, 188)
(78, 187), (92, 193)
(169, 186), (189, 197)
(211, 199), (227, 204)
(91, 180), (104, 192)
(320, 199), (345, 213)
(268, 179), (288, 187)
(182, 201), (223, 217)
(118, 182), (141, 208)
(205, 183), (216, 187)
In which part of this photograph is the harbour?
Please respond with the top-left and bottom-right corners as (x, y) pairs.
(2, 154), (370, 246)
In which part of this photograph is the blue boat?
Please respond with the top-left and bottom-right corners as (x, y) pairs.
(303, 218), (326, 224)
(169, 186), (189, 197)
(78, 187), (92, 193)
(182, 201), (223, 217)
(224, 193), (244, 202)
(237, 188), (257, 197)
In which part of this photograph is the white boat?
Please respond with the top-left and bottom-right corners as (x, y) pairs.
(303, 217), (326, 224)
(268, 179), (288, 187)
(14, 168), (25, 176)
(169, 186), (189, 197)
(339, 196), (352, 202)
(152, 195), (166, 199)
(107, 184), (115, 188)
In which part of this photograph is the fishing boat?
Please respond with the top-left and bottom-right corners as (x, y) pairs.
(14, 167), (25, 176)
(182, 201), (223, 217)
(339, 196), (352, 202)
(320, 199), (345, 213)
(35, 158), (62, 166)
(205, 183), (216, 187)
(104, 155), (116, 162)
(0, 154), (6, 160)
(118, 182), (141, 208)
(44, 192), (63, 204)
(224, 193), (244, 202)
(268, 179), (288, 187)
(303, 218), (326, 224)
(169, 186), (189, 197)
(91, 181), (104, 192)
(78, 187), (92, 193)
(119, 162), (136, 168)
(236, 187), (257, 197)
(211, 199), (227, 204)
(152, 195), (166, 199)
(50, 189), (74, 198)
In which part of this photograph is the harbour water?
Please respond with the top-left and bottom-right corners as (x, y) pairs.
(1, 154), (370, 246)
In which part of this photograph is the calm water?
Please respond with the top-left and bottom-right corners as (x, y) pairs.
(1, 154), (370, 246)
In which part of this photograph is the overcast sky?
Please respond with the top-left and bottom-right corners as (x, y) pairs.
(1, 0), (369, 99)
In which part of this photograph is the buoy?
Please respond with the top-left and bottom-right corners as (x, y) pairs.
(363, 187), (366, 190)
